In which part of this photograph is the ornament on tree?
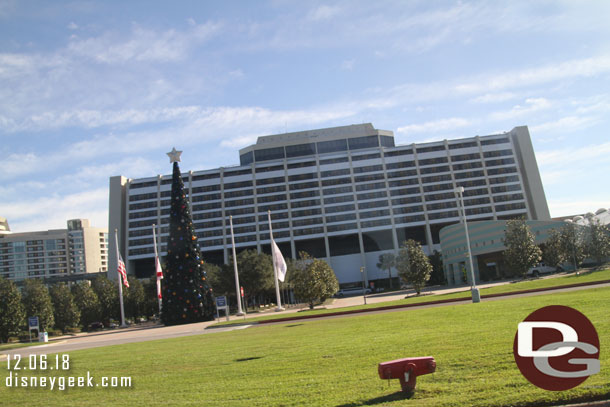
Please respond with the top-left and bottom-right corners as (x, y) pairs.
(161, 147), (215, 326)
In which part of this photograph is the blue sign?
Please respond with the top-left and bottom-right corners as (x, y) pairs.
(216, 296), (227, 308)
(28, 316), (39, 328)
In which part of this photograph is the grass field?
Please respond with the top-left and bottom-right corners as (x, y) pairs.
(215, 268), (610, 325)
(1, 285), (609, 406)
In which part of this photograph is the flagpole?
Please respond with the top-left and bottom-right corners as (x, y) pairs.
(268, 211), (284, 312)
(114, 229), (127, 328)
(229, 216), (245, 316)
(152, 224), (162, 316)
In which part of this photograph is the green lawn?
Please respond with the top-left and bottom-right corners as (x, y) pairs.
(215, 268), (610, 325)
(1, 286), (608, 406)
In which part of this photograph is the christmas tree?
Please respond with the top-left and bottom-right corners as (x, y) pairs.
(161, 148), (215, 325)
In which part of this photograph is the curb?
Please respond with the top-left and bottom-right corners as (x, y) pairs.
(256, 279), (610, 325)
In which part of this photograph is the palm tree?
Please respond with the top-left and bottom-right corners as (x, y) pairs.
(377, 253), (396, 290)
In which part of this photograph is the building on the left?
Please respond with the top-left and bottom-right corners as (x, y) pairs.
(0, 218), (108, 284)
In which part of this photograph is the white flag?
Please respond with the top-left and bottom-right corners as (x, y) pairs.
(271, 239), (287, 282)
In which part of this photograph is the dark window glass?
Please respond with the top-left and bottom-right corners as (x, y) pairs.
(317, 139), (348, 154)
(416, 145), (445, 154)
(256, 176), (285, 186)
(351, 153), (381, 161)
(449, 141), (477, 150)
(348, 135), (379, 150)
(255, 147), (285, 162)
(225, 169), (252, 177)
(353, 164), (383, 174)
(480, 137), (509, 146)
(319, 157), (348, 165)
(290, 190), (319, 199)
(288, 173), (315, 182)
(192, 173), (220, 181)
(380, 136), (395, 147)
(286, 143), (316, 158)
(295, 238), (326, 258)
(255, 165), (284, 173)
(289, 181), (319, 190)
(483, 149), (513, 158)
(384, 148), (413, 157)
(240, 151), (254, 165)
(396, 226), (427, 245)
(130, 181), (157, 189)
(287, 161), (316, 169)
(224, 181), (253, 190)
(362, 230), (394, 252)
(329, 234), (360, 256)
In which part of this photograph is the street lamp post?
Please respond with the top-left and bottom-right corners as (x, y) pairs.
(455, 186), (480, 303)
(360, 266), (367, 305)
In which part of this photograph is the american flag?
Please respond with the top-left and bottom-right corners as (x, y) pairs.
(117, 253), (130, 288)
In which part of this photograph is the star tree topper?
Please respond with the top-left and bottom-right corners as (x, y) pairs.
(167, 147), (182, 163)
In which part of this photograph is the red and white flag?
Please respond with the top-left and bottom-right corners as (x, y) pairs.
(117, 253), (130, 288)
(155, 256), (163, 299)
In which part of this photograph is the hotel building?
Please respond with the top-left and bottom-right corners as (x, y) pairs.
(108, 123), (550, 287)
(0, 219), (109, 283)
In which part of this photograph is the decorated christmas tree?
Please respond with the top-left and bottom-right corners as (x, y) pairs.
(161, 148), (215, 325)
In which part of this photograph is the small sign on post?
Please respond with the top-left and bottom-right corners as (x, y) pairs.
(215, 296), (229, 321)
(28, 316), (39, 343)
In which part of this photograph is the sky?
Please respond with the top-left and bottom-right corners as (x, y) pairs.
(1, 0), (609, 233)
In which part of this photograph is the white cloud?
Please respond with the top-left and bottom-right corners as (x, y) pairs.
(67, 22), (78, 30)
(454, 55), (610, 95)
(537, 142), (610, 167)
(67, 21), (223, 64)
(397, 117), (471, 135)
(0, 187), (109, 232)
(471, 92), (517, 104)
(530, 115), (599, 134)
(308, 5), (341, 21)
(489, 98), (551, 121)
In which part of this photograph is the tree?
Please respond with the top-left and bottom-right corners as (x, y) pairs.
(49, 283), (80, 332)
(0, 277), (25, 343)
(542, 228), (564, 269)
(291, 253), (339, 309)
(72, 281), (101, 329)
(91, 275), (119, 323)
(396, 240), (432, 295)
(560, 222), (585, 271)
(427, 250), (446, 286)
(234, 249), (275, 307)
(162, 154), (215, 325)
(125, 277), (146, 320)
(142, 277), (161, 318)
(376, 253), (396, 289)
(503, 219), (542, 278)
(21, 279), (54, 332)
(584, 218), (610, 266)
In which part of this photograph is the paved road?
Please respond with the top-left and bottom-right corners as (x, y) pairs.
(0, 320), (249, 359)
(2, 277), (606, 358)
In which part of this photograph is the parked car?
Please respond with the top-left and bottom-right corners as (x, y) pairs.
(526, 263), (562, 277)
(335, 287), (372, 297)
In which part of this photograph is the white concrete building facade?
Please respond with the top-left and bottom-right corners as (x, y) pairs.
(108, 123), (550, 287)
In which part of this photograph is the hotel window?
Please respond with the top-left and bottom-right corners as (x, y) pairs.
(286, 143), (316, 158)
(255, 147), (285, 162)
(317, 139), (348, 154)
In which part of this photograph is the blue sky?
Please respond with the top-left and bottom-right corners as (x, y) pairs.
(1, 0), (609, 232)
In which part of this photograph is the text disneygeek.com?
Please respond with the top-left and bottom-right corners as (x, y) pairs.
(4, 354), (132, 391)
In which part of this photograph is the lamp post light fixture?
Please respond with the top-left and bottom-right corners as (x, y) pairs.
(455, 186), (480, 303)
